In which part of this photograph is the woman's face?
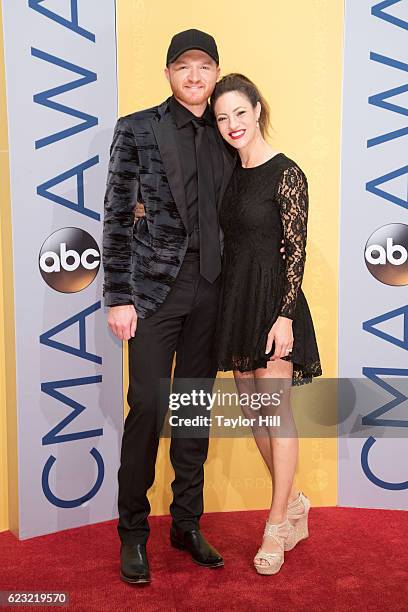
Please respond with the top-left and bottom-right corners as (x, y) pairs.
(213, 90), (261, 149)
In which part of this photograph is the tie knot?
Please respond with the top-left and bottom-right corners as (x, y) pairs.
(192, 117), (206, 131)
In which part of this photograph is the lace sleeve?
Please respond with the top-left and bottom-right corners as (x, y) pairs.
(276, 164), (309, 319)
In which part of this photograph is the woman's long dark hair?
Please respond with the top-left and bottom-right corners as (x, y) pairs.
(210, 73), (271, 138)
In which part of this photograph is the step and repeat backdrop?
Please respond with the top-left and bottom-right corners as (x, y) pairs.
(1, 0), (341, 539)
(3, 0), (406, 540)
(339, 0), (408, 508)
(2, 0), (122, 538)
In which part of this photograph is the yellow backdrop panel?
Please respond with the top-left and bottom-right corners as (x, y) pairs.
(0, 4), (9, 533)
(116, 0), (342, 515)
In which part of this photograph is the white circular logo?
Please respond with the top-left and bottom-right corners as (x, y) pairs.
(39, 228), (100, 293)
(364, 224), (408, 286)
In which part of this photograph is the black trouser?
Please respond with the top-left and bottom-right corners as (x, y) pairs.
(117, 253), (220, 545)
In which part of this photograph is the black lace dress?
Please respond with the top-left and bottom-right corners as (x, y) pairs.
(215, 153), (322, 385)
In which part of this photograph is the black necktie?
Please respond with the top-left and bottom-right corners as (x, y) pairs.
(192, 118), (221, 283)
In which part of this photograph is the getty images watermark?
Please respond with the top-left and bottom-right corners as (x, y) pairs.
(159, 377), (408, 439)
(168, 389), (283, 430)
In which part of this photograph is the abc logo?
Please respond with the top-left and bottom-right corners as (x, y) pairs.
(364, 223), (408, 286)
(39, 228), (100, 293)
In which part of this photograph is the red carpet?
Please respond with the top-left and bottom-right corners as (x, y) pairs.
(0, 507), (407, 611)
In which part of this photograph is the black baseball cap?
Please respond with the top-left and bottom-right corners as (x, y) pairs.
(166, 29), (219, 66)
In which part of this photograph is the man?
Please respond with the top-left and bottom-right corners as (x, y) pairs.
(102, 29), (235, 584)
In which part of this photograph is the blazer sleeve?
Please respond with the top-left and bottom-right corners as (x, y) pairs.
(102, 117), (140, 307)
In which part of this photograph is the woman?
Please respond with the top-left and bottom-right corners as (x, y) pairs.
(211, 74), (322, 575)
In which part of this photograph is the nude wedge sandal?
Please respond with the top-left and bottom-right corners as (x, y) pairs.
(254, 518), (291, 575)
(284, 491), (311, 552)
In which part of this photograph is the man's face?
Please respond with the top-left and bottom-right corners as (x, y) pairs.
(165, 49), (220, 108)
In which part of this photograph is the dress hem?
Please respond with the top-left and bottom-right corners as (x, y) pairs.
(216, 356), (323, 387)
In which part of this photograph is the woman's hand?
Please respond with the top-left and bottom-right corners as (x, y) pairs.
(265, 316), (293, 361)
(134, 202), (145, 223)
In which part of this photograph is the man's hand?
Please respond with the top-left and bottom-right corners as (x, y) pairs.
(108, 305), (137, 341)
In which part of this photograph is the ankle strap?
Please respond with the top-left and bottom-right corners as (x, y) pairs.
(263, 519), (290, 548)
(288, 491), (302, 506)
(287, 492), (310, 518)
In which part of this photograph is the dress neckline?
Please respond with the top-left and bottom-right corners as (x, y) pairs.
(239, 152), (284, 170)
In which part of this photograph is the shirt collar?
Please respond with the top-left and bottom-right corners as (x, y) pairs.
(169, 96), (215, 128)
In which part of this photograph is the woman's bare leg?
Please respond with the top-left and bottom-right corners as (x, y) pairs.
(254, 358), (298, 566)
(234, 361), (299, 566)
(233, 369), (275, 474)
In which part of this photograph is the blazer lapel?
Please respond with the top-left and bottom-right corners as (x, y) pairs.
(151, 104), (188, 231)
(152, 100), (236, 227)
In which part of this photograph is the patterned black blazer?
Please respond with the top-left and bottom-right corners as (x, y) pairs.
(102, 97), (235, 318)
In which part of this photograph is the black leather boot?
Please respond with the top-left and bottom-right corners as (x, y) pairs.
(120, 543), (151, 584)
(170, 527), (224, 568)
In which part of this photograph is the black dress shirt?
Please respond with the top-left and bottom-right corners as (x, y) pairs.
(169, 96), (223, 251)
